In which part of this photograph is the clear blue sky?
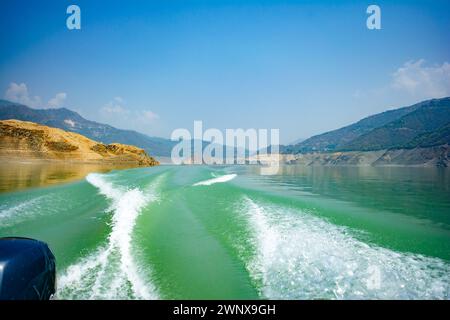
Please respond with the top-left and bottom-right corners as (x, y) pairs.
(0, 0), (449, 143)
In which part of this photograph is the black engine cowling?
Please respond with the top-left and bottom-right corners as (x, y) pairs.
(0, 237), (56, 300)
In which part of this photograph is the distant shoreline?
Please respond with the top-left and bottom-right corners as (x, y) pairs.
(0, 156), (158, 166)
(251, 146), (449, 168)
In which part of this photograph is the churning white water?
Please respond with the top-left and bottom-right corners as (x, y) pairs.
(193, 174), (237, 186)
(242, 197), (450, 299)
(57, 173), (159, 300)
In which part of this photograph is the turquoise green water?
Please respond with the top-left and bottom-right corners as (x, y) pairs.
(0, 165), (449, 299)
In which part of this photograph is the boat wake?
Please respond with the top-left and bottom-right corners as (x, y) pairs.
(193, 173), (237, 186)
(240, 197), (450, 299)
(57, 173), (160, 300)
(0, 196), (47, 228)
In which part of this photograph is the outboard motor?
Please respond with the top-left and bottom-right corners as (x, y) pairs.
(0, 237), (56, 300)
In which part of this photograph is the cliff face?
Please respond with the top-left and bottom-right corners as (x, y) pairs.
(284, 145), (449, 167)
(249, 145), (449, 167)
(0, 120), (159, 166)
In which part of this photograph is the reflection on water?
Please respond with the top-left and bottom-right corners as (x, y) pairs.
(240, 165), (450, 227)
(0, 161), (135, 193)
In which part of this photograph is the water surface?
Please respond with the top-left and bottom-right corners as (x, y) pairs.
(0, 165), (449, 299)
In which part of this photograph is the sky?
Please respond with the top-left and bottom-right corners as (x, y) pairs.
(0, 0), (449, 144)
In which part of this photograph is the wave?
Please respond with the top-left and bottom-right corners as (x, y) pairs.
(193, 174), (237, 186)
(0, 193), (66, 228)
(57, 173), (160, 300)
(0, 196), (46, 228)
(240, 197), (450, 299)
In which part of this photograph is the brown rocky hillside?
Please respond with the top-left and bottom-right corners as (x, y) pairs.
(0, 120), (159, 166)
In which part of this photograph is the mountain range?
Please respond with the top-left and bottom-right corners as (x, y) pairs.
(1, 97), (449, 161)
(282, 97), (450, 154)
(0, 100), (175, 157)
(0, 100), (249, 161)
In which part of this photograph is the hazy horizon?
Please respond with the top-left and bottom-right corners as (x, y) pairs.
(2, 95), (449, 147)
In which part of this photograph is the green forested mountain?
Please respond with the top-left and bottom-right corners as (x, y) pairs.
(405, 122), (450, 148)
(284, 97), (450, 154)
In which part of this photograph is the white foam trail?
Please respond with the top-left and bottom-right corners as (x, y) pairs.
(241, 197), (450, 299)
(0, 196), (47, 228)
(57, 173), (159, 300)
(86, 173), (123, 200)
(193, 174), (237, 186)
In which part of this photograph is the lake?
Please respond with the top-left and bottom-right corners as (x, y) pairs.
(0, 164), (449, 299)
